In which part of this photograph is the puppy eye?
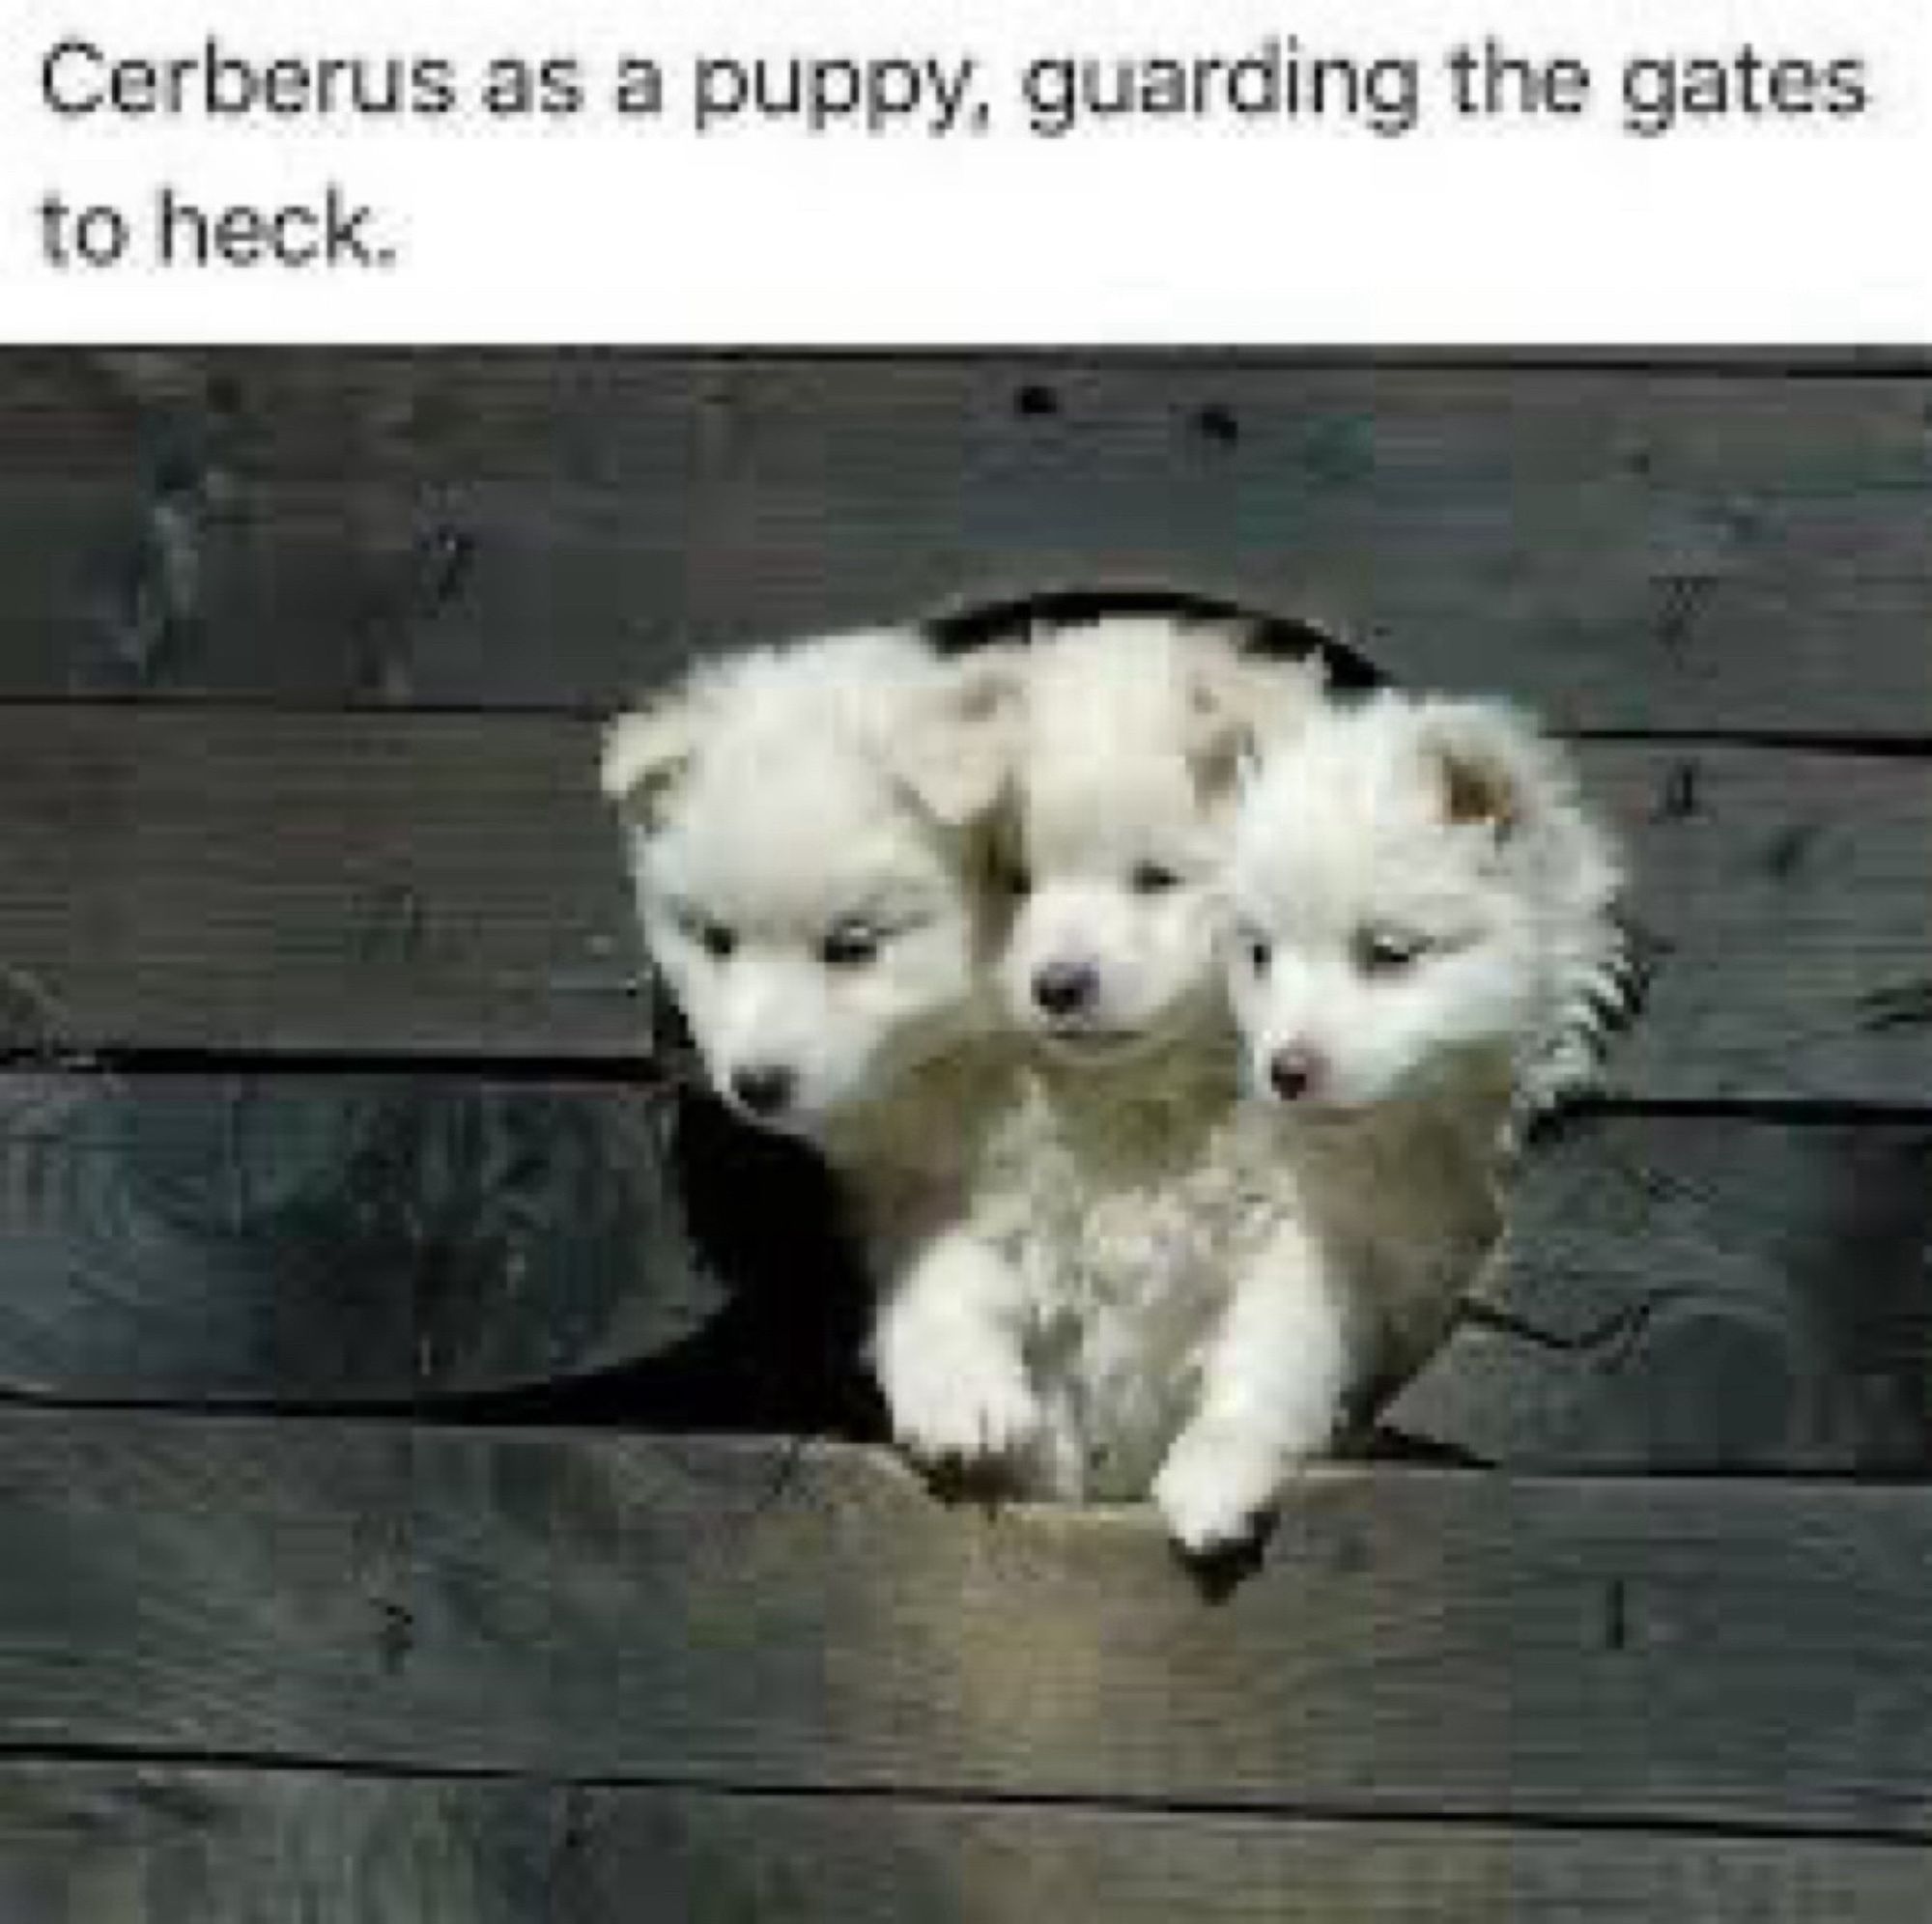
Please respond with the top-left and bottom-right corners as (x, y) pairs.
(681, 914), (736, 960)
(1129, 861), (1182, 895)
(1355, 926), (1429, 976)
(821, 918), (883, 968)
(1237, 927), (1272, 975)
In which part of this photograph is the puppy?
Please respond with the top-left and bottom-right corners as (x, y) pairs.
(919, 613), (1340, 1536)
(1186, 690), (1629, 1543)
(1226, 691), (1626, 1129)
(996, 614), (1321, 1064)
(601, 630), (1045, 1471)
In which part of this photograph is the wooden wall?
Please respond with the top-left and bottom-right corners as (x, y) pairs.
(2, 352), (1926, 1457)
(1, 353), (1929, 1919)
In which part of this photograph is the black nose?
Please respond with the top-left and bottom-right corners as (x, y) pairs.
(730, 1063), (796, 1117)
(1034, 959), (1098, 1018)
(1268, 1045), (1321, 1103)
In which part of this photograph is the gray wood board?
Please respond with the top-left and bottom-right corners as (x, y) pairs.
(0, 707), (639, 1059)
(0, 1090), (1922, 1470)
(0, 1072), (755, 1403)
(1, 710), (1927, 1103)
(2, 1765), (1928, 1924)
(1388, 1113), (1932, 1469)
(1, 354), (1928, 731)
(7, 1416), (1932, 1834)
(1584, 744), (1932, 1105)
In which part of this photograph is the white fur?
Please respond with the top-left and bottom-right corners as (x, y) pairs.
(605, 625), (1627, 1559)
(602, 630), (1009, 1135)
(603, 630), (1041, 1474)
(1157, 689), (1628, 1546)
(899, 617), (1351, 1550)
(998, 617), (1324, 1062)
(1225, 691), (1626, 1120)
(909, 651), (1625, 1556)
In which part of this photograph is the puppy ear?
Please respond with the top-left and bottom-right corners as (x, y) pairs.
(600, 698), (701, 831)
(1185, 637), (1328, 799)
(1415, 699), (1555, 840)
(884, 651), (1021, 827)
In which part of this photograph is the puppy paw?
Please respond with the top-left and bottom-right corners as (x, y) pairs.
(885, 1346), (1042, 1478)
(1152, 1419), (1293, 1558)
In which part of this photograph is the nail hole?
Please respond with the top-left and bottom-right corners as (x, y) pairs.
(419, 524), (475, 608)
(1657, 761), (1701, 822)
(1014, 382), (1060, 419)
(1603, 1578), (1630, 1652)
(1194, 405), (1240, 445)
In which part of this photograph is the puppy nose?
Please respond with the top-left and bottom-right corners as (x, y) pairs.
(1034, 959), (1098, 1017)
(1268, 1045), (1322, 1103)
(729, 1063), (796, 1117)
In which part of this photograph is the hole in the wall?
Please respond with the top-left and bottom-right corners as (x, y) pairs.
(1014, 382), (1061, 419)
(468, 1072), (880, 1441)
(551, 587), (1402, 1450)
(565, 586), (1637, 1503)
(925, 584), (1386, 694)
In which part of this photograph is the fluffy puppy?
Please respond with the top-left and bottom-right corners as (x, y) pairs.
(997, 615), (1324, 1063)
(601, 630), (1045, 1469)
(917, 614), (1340, 1539)
(1186, 691), (1629, 1542)
(1225, 692), (1626, 1127)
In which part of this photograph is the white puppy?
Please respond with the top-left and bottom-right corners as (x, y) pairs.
(921, 614), (1343, 1541)
(1226, 691), (1626, 1127)
(1190, 690), (1629, 1542)
(996, 616), (1320, 1063)
(601, 630), (1045, 1470)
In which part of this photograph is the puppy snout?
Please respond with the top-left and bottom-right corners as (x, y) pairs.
(1033, 959), (1099, 1019)
(1267, 1044), (1323, 1103)
(729, 1062), (797, 1118)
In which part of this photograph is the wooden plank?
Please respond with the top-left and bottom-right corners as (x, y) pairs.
(566, 1796), (1932, 1924)
(8, 1416), (1932, 1834)
(0, 1765), (554, 1924)
(0, 1080), (1918, 1470)
(1586, 745), (1932, 1105)
(3, 711), (1927, 1104)
(1386, 1116), (1932, 1469)
(1, 353), (1928, 730)
(2, 1767), (1928, 1924)
(0, 707), (638, 1058)
(0, 1071), (820, 1406)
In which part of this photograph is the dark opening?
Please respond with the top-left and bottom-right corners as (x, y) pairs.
(925, 584), (1386, 693)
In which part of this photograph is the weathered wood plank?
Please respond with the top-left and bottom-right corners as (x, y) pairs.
(565, 1795), (1932, 1924)
(1386, 1114), (1932, 1469)
(1, 353), (1928, 730)
(0, 708), (637, 1058)
(6, 1417), (1932, 1834)
(0, 1077), (1918, 1473)
(0, 1765), (554, 1924)
(2, 1766), (1927, 1924)
(1587, 746), (1932, 1105)
(0, 1071), (798, 1405)
(2, 712), (1926, 1104)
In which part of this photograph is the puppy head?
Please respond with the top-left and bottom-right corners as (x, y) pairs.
(1225, 693), (1578, 1114)
(997, 619), (1324, 1062)
(603, 635), (1014, 1137)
